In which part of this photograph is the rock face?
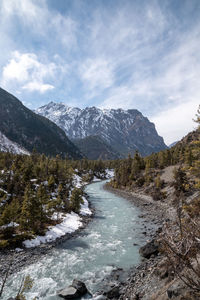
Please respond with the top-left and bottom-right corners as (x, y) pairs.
(36, 102), (167, 157)
(139, 239), (159, 259)
(0, 88), (82, 159)
(73, 135), (121, 160)
(58, 279), (88, 299)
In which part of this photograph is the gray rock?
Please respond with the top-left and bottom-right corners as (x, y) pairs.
(58, 279), (88, 299)
(72, 279), (88, 294)
(167, 281), (184, 299)
(139, 239), (159, 259)
(106, 285), (120, 299)
(58, 286), (78, 299)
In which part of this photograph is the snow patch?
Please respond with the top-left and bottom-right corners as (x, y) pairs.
(1, 222), (19, 229)
(23, 197), (92, 248)
(105, 169), (114, 178)
(73, 174), (82, 188)
(80, 196), (92, 216)
(23, 212), (82, 248)
(0, 131), (30, 155)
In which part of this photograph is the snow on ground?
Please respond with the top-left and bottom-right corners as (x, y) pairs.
(0, 131), (30, 155)
(93, 176), (101, 182)
(20, 170), (114, 249)
(105, 169), (114, 178)
(1, 222), (19, 229)
(23, 197), (92, 248)
(23, 213), (82, 248)
(73, 174), (82, 188)
(80, 196), (92, 216)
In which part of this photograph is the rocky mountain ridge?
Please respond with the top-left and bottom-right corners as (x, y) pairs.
(36, 102), (167, 157)
(0, 131), (30, 155)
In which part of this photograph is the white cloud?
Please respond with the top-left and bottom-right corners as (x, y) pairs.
(1, 51), (58, 93)
(22, 82), (54, 93)
(151, 100), (199, 145)
(80, 58), (114, 95)
(0, 0), (77, 49)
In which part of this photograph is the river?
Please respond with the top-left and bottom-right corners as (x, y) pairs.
(4, 180), (152, 299)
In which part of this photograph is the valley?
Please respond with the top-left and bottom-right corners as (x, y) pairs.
(1, 180), (157, 299)
(0, 1), (199, 299)
(0, 87), (199, 300)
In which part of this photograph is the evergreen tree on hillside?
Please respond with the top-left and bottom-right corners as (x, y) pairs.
(194, 104), (200, 127)
(19, 185), (34, 231)
(70, 188), (83, 213)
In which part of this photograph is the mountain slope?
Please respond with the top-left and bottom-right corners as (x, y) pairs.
(0, 88), (82, 158)
(73, 135), (121, 160)
(36, 102), (167, 157)
(0, 131), (30, 155)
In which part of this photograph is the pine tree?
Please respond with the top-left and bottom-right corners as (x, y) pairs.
(19, 185), (33, 231)
(69, 188), (83, 213)
(48, 175), (55, 192)
(194, 104), (200, 127)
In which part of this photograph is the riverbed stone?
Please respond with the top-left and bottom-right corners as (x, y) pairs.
(139, 239), (159, 259)
(58, 279), (88, 299)
(72, 279), (88, 294)
(106, 285), (120, 299)
(167, 281), (185, 299)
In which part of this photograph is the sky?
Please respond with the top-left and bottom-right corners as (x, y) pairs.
(0, 0), (200, 145)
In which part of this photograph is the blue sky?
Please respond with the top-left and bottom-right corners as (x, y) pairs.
(0, 0), (200, 144)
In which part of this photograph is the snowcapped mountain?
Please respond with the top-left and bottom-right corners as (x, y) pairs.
(36, 102), (167, 157)
(0, 131), (30, 155)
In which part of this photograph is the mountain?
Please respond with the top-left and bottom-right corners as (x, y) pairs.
(0, 131), (30, 155)
(0, 88), (82, 159)
(73, 135), (121, 160)
(36, 102), (167, 156)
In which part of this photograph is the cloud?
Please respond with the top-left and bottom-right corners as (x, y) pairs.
(0, 0), (77, 50)
(22, 82), (54, 93)
(1, 51), (58, 93)
(0, 0), (199, 142)
(99, 21), (200, 115)
(80, 58), (114, 96)
(151, 100), (200, 145)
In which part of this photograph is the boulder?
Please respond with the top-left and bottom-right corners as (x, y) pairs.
(139, 239), (159, 259)
(167, 281), (185, 299)
(58, 279), (88, 299)
(106, 285), (120, 299)
(72, 279), (88, 295)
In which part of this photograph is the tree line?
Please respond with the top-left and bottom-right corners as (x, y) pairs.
(0, 151), (113, 248)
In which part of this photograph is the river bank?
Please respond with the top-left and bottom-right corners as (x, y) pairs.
(99, 183), (198, 300)
(93, 184), (168, 299)
(0, 198), (94, 278)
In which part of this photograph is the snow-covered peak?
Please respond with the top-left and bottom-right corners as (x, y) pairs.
(0, 131), (30, 155)
(35, 102), (167, 156)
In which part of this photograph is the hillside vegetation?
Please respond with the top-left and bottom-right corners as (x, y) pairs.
(0, 152), (112, 249)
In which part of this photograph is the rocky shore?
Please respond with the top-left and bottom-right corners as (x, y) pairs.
(96, 184), (178, 300)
